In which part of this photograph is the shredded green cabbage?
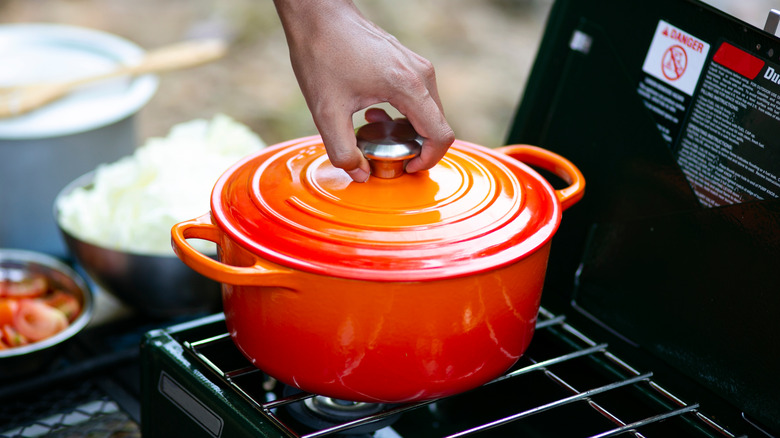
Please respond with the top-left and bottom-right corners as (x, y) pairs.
(58, 114), (266, 256)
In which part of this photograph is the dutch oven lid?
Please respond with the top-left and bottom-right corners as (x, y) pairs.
(211, 122), (562, 282)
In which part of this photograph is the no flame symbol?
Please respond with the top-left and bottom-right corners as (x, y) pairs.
(662, 45), (687, 81)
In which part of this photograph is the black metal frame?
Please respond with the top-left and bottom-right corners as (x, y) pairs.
(182, 309), (743, 438)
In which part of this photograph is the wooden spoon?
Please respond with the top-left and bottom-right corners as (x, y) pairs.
(0, 38), (228, 118)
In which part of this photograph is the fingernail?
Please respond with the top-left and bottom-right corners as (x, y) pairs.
(347, 167), (370, 183)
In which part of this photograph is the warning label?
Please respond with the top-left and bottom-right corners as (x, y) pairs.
(676, 42), (780, 208)
(637, 21), (779, 208)
(638, 21), (711, 146)
(642, 20), (711, 96)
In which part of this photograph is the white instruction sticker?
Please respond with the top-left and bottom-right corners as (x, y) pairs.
(642, 20), (711, 96)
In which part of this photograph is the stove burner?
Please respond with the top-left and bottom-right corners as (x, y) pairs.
(281, 386), (401, 435)
(304, 397), (383, 419)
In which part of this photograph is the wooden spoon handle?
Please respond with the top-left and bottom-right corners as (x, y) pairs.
(0, 39), (227, 118)
(69, 38), (228, 87)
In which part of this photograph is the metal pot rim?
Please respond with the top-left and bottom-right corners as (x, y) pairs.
(0, 248), (94, 359)
(0, 23), (158, 140)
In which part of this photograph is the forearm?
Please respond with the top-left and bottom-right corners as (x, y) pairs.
(273, 0), (363, 46)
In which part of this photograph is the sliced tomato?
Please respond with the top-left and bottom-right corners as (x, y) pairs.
(13, 299), (68, 342)
(0, 299), (18, 326)
(2, 324), (29, 347)
(44, 290), (81, 322)
(0, 275), (48, 298)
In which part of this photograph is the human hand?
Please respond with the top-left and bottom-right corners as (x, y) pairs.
(273, 0), (455, 182)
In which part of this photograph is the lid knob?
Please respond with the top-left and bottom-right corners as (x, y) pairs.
(356, 121), (422, 179)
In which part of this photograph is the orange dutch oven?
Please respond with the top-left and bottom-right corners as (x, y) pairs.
(171, 121), (584, 403)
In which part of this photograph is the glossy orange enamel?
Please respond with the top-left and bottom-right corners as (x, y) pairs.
(215, 240), (550, 403)
(208, 137), (582, 281)
(171, 135), (584, 403)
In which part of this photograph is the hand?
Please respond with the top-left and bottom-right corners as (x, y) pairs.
(273, 0), (455, 182)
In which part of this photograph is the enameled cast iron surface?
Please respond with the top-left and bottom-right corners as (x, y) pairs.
(212, 138), (558, 281)
(172, 135), (584, 402)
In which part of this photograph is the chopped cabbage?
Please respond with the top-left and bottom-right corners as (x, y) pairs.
(58, 114), (266, 255)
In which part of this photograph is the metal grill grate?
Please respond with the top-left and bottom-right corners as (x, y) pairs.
(0, 379), (140, 438)
(184, 307), (743, 438)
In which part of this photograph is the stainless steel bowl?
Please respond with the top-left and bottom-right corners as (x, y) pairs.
(0, 249), (94, 377)
(54, 172), (221, 319)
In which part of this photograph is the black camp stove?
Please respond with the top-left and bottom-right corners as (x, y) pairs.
(140, 308), (753, 438)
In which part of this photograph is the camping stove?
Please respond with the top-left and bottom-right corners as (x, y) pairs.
(140, 308), (747, 437)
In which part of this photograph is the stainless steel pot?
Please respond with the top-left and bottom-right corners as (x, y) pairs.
(0, 23), (158, 257)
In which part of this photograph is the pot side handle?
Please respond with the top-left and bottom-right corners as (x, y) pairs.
(495, 145), (585, 211)
(171, 213), (297, 288)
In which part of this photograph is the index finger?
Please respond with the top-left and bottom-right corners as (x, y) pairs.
(314, 107), (372, 183)
(401, 97), (455, 174)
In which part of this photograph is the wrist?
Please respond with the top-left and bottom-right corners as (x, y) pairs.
(273, 0), (357, 29)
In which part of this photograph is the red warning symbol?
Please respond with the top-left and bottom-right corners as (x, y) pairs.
(662, 45), (688, 81)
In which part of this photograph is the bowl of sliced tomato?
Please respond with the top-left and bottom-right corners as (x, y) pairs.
(0, 248), (93, 377)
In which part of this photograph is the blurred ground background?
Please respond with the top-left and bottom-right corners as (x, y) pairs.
(0, 0), (776, 148)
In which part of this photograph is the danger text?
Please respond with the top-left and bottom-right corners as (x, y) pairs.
(665, 28), (705, 53)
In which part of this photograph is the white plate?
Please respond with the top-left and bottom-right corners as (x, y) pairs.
(0, 23), (158, 139)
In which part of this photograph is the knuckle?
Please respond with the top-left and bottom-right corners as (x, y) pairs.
(440, 126), (455, 145)
(418, 57), (436, 77)
(433, 121), (454, 141)
(386, 62), (429, 94)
